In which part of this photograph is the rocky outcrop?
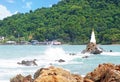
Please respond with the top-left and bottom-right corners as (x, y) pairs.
(34, 66), (83, 82)
(11, 63), (120, 82)
(10, 74), (33, 82)
(82, 42), (103, 54)
(102, 69), (120, 82)
(81, 29), (104, 54)
(85, 63), (120, 82)
(17, 59), (38, 66)
(10, 66), (83, 82)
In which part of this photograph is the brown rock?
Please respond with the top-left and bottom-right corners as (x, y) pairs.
(101, 69), (120, 82)
(10, 74), (33, 82)
(23, 75), (33, 82)
(82, 42), (103, 54)
(115, 65), (120, 71)
(72, 74), (84, 82)
(11, 63), (120, 82)
(85, 63), (120, 82)
(33, 66), (83, 82)
(10, 74), (24, 82)
(34, 75), (71, 82)
(84, 78), (94, 82)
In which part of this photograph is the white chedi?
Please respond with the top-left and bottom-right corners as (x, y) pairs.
(90, 29), (96, 44)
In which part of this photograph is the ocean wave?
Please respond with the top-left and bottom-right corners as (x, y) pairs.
(0, 80), (8, 82)
(101, 52), (120, 56)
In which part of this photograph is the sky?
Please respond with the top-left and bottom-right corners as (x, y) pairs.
(0, 0), (60, 20)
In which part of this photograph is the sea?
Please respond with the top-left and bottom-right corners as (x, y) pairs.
(0, 44), (120, 82)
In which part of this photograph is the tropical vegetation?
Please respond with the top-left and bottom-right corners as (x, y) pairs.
(0, 0), (120, 44)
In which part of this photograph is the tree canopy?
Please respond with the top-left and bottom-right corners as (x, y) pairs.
(0, 0), (120, 44)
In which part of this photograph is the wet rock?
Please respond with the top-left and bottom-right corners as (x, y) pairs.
(17, 59), (38, 66)
(69, 53), (76, 56)
(82, 56), (89, 58)
(82, 42), (103, 54)
(55, 59), (65, 63)
(34, 66), (83, 82)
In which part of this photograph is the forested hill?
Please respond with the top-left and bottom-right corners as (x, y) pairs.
(0, 0), (120, 44)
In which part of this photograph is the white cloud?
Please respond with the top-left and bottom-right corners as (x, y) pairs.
(13, 11), (19, 14)
(25, 2), (32, 9)
(6, 0), (14, 3)
(0, 5), (12, 20)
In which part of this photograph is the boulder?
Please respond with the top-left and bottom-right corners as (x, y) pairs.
(85, 63), (120, 82)
(33, 66), (83, 82)
(102, 69), (120, 82)
(10, 74), (24, 82)
(17, 59), (38, 66)
(10, 74), (33, 82)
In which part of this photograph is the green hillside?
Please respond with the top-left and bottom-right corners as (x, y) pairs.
(0, 0), (120, 44)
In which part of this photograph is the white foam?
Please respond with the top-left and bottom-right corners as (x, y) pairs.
(44, 47), (72, 61)
(77, 52), (92, 58)
(101, 52), (120, 56)
(0, 80), (8, 82)
(0, 59), (18, 68)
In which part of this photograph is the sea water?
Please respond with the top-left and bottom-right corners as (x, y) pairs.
(0, 45), (120, 82)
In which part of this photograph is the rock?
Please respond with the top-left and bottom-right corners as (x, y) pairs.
(115, 65), (120, 71)
(23, 75), (33, 82)
(10, 74), (33, 82)
(10, 74), (24, 82)
(72, 74), (84, 82)
(82, 56), (89, 58)
(110, 50), (112, 52)
(85, 63), (120, 82)
(55, 59), (65, 63)
(33, 66), (83, 82)
(17, 59), (38, 66)
(84, 78), (94, 82)
(11, 63), (120, 82)
(82, 42), (103, 54)
(102, 69), (120, 82)
(81, 29), (104, 54)
(69, 53), (76, 56)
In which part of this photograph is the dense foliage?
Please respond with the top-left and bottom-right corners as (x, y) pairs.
(0, 0), (120, 44)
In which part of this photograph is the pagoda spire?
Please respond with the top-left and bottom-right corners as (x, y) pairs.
(90, 28), (96, 44)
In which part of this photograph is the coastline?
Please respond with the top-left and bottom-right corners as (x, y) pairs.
(0, 45), (120, 82)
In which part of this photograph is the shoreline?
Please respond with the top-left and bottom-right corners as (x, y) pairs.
(0, 44), (120, 46)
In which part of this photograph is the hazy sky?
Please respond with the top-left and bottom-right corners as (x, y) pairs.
(0, 0), (60, 20)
